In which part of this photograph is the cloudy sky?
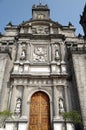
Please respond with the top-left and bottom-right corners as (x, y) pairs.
(0, 0), (85, 35)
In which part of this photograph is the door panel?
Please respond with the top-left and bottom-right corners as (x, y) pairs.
(29, 92), (50, 130)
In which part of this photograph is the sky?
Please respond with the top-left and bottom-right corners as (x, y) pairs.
(0, 0), (86, 35)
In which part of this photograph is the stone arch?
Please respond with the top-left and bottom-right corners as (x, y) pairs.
(27, 89), (52, 103)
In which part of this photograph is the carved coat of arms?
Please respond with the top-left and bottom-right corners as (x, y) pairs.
(33, 47), (47, 62)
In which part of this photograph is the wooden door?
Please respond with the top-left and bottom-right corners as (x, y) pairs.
(29, 92), (50, 130)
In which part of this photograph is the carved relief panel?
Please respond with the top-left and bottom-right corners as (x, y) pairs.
(53, 28), (58, 34)
(32, 25), (49, 34)
(32, 45), (49, 63)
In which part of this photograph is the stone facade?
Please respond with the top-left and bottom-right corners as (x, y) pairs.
(0, 3), (86, 130)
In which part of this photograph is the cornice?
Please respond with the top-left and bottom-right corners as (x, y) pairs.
(19, 33), (65, 40)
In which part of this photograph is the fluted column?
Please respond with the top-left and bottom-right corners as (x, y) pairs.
(17, 42), (21, 61)
(7, 85), (13, 110)
(51, 43), (55, 62)
(60, 41), (67, 73)
(60, 41), (66, 62)
(22, 86), (28, 118)
(10, 85), (17, 111)
(64, 86), (69, 112)
(27, 42), (31, 62)
(53, 85), (59, 118)
(53, 79), (59, 119)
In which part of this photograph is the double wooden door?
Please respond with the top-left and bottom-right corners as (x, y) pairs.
(29, 92), (50, 130)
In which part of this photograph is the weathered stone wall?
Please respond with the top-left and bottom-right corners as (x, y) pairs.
(0, 53), (11, 111)
(72, 53), (86, 129)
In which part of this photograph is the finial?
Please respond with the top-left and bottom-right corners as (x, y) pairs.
(39, 0), (42, 5)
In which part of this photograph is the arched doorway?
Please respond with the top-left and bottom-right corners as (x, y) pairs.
(29, 91), (50, 130)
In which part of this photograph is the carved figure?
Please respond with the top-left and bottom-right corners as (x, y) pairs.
(14, 98), (22, 117)
(37, 26), (46, 34)
(55, 50), (60, 60)
(59, 98), (65, 114)
(20, 49), (26, 60)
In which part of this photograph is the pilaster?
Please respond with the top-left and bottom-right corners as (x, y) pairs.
(64, 85), (69, 112)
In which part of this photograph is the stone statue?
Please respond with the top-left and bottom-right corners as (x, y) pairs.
(59, 98), (65, 114)
(55, 49), (60, 60)
(14, 98), (22, 117)
(20, 49), (26, 60)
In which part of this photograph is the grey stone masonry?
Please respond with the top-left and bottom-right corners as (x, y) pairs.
(0, 3), (86, 130)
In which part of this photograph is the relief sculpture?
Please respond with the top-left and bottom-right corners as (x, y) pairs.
(32, 26), (49, 34)
(33, 46), (47, 62)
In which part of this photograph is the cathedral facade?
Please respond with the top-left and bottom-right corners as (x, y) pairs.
(0, 3), (86, 130)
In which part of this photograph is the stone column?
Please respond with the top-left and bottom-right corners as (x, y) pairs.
(50, 23), (53, 34)
(22, 86), (28, 118)
(51, 43), (55, 62)
(64, 86), (69, 112)
(50, 43), (58, 74)
(10, 85), (17, 111)
(53, 79), (59, 119)
(7, 85), (13, 110)
(27, 42), (30, 62)
(53, 85), (59, 118)
(60, 41), (66, 62)
(17, 42), (21, 61)
(60, 41), (67, 74)
(28, 23), (32, 34)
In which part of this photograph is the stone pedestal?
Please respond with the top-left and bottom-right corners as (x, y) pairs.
(5, 119), (27, 130)
(18, 122), (27, 130)
(5, 123), (14, 130)
(53, 121), (75, 130)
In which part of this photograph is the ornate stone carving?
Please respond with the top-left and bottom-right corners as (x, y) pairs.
(32, 28), (37, 34)
(33, 46), (47, 62)
(14, 98), (22, 117)
(32, 26), (49, 34)
(53, 28), (58, 34)
(55, 49), (60, 61)
(20, 49), (26, 60)
(20, 43), (26, 60)
(19, 65), (23, 73)
(45, 27), (49, 34)
(59, 98), (65, 114)
(37, 26), (45, 34)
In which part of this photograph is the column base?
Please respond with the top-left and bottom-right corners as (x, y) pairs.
(5, 118), (28, 130)
(53, 120), (75, 130)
